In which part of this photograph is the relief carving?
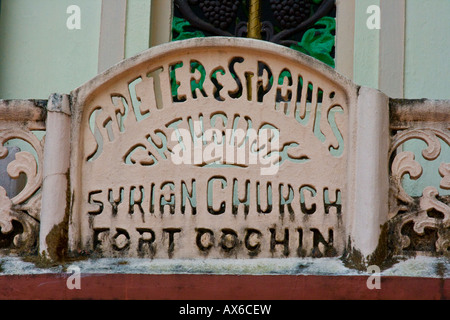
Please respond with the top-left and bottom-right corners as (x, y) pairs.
(0, 102), (44, 252)
(389, 126), (450, 255)
(69, 40), (356, 259)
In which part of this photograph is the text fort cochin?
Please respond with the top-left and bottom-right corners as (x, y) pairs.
(87, 179), (342, 257)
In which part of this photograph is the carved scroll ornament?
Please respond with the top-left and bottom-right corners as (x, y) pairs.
(0, 101), (45, 252)
(389, 127), (450, 255)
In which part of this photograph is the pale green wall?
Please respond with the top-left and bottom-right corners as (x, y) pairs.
(353, 0), (380, 90)
(403, 0), (450, 196)
(353, 0), (450, 99)
(403, 139), (450, 197)
(404, 0), (450, 100)
(0, 0), (102, 99)
(125, 0), (152, 59)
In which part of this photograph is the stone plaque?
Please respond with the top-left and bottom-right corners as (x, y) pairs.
(69, 38), (361, 259)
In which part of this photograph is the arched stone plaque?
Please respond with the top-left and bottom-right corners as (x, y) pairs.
(68, 38), (386, 260)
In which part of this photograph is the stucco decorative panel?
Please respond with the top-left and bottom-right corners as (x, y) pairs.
(68, 38), (369, 259)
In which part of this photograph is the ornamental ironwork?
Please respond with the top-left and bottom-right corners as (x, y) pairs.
(173, 0), (336, 67)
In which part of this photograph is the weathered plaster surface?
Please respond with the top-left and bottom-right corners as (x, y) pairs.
(0, 255), (448, 279)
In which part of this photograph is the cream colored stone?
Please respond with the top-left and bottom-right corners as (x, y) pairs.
(0, 99), (44, 252)
(389, 99), (450, 256)
(349, 87), (390, 259)
(68, 38), (371, 259)
(39, 94), (71, 259)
